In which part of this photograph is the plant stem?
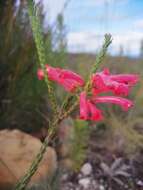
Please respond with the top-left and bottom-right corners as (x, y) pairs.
(13, 129), (53, 190)
(85, 34), (112, 91)
(28, 0), (58, 114)
(91, 34), (112, 74)
(14, 4), (112, 188)
(14, 99), (79, 190)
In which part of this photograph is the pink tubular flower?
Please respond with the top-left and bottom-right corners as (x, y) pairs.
(93, 96), (133, 111)
(37, 64), (85, 92)
(37, 64), (138, 122)
(46, 64), (85, 92)
(45, 65), (62, 81)
(110, 74), (139, 85)
(37, 69), (44, 80)
(79, 92), (133, 121)
(79, 92), (103, 121)
(79, 92), (89, 120)
(92, 69), (139, 96)
(87, 100), (103, 121)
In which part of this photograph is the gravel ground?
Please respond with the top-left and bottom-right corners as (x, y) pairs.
(61, 160), (143, 190)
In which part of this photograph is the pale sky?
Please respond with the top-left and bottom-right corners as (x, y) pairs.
(37, 0), (143, 56)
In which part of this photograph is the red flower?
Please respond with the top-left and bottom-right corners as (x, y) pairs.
(37, 65), (85, 92)
(79, 92), (133, 121)
(79, 92), (89, 120)
(37, 69), (44, 80)
(38, 65), (138, 122)
(110, 74), (139, 85)
(87, 100), (103, 121)
(79, 92), (103, 121)
(93, 96), (133, 111)
(92, 69), (139, 96)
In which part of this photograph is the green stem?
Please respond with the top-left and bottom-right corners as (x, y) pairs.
(28, 0), (57, 114)
(14, 101), (78, 190)
(91, 34), (112, 74)
(14, 130), (53, 190)
(85, 34), (112, 91)
(60, 94), (75, 112)
(14, 10), (112, 188)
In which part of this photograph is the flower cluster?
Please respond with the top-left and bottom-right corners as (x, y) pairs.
(37, 66), (139, 121)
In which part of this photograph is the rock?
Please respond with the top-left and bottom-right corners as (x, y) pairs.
(0, 129), (57, 189)
(79, 178), (91, 189)
(137, 180), (143, 186)
(66, 182), (75, 190)
(81, 163), (92, 176)
(92, 180), (100, 189)
(28, 184), (47, 190)
(60, 158), (74, 170)
(77, 173), (83, 179)
(61, 173), (69, 182)
(99, 185), (105, 190)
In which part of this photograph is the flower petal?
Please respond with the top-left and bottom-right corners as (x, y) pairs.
(37, 69), (44, 80)
(93, 96), (133, 111)
(91, 70), (137, 96)
(46, 65), (62, 81)
(88, 100), (103, 121)
(79, 92), (89, 120)
(45, 65), (84, 92)
(110, 74), (139, 85)
(60, 78), (77, 92)
(61, 70), (85, 86)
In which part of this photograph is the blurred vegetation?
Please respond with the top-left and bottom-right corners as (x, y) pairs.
(69, 119), (90, 171)
(0, 1), (67, 133)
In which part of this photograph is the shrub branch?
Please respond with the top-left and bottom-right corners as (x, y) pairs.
(28, 0), (57, 114)
(14, 1), (112, 189)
